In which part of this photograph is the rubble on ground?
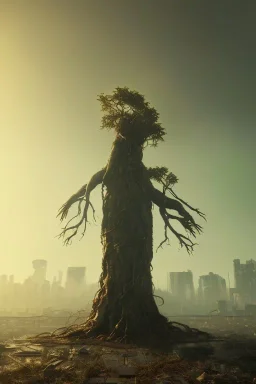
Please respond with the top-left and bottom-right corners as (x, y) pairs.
(0, 335), (256, 384)
(1, 316), (256, 383)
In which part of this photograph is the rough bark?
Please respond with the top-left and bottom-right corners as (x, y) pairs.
(55, 138), (208, 347)
(67, 138), (170, 345)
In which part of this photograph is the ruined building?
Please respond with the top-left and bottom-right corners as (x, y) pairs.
(65, 267), (86, 297)
(233, 259), (256, 305)
(31, 259), (47, 286)
(198, 272), (227, 310)
(168, 270), (195, 302)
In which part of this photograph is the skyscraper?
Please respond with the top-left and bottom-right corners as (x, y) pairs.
(169, 270), (195, 301)
(198, 272), (227, 307)
(31, 259), (47, 286)
(65, 267), (86, 296)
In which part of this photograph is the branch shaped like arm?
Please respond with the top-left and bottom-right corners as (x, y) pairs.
(57, 168), (105, 245)
(150, 185), (203, 254)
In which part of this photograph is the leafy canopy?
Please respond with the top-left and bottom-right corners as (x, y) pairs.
(98, 87), (166, 147)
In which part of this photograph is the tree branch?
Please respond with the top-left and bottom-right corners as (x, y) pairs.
(151, 187), (194, 220)
(167, 187), (206, 221)
(157, 207), (199, 254)
(150, 185), (203, 254)
(57, 168), (105, 245)
(147, 166), (206, 221)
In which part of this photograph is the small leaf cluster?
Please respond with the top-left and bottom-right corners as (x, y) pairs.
(147, 166), (178, 187)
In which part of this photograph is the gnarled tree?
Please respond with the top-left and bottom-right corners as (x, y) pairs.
(56, 87), (207, 347)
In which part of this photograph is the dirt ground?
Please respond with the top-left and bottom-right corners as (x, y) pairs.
(1, 315), (256, 383)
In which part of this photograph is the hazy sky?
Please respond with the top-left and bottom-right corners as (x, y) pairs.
(0, 0), (255, 289)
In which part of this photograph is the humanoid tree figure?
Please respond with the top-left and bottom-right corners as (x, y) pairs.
(57, 87), (206, 346)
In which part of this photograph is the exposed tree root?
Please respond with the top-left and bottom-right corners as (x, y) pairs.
(32, 313), (213, 352)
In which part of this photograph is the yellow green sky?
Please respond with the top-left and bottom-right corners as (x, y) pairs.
(0, 0), (255, 289)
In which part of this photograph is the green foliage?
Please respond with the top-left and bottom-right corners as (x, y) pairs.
(97, 87), (166, 146)
(147, 166), (178, 187)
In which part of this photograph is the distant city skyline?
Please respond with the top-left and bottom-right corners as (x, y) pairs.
(1, 257), (256, 317)
(0, 259), (238, 290)
(1, 256), (253, 291)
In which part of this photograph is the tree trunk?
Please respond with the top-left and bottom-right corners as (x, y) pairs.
(83, 137), (169, 344)
(54, 87), (210, 347)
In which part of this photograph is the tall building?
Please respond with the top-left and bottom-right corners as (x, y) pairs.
(65, 267), (86, 296)
(169, 270), (195, 301)
(31, 259), (47, 286)
(198, 272), (227, 308)
(9, 275), (14, 284)
(233, 259), (256, 303)
(57, 270), (63, 286)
